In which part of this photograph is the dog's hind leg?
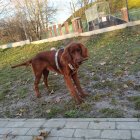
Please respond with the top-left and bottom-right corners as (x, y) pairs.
(32, 63), (43, 98)
(34, 73), (42, 98)
(43, 69), (50, 93)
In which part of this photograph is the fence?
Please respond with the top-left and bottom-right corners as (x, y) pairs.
(41, 6), (140, 39)
(1, 20), (140, 49)
(31, 20), (140, 44)
(0, 40), (30, 49)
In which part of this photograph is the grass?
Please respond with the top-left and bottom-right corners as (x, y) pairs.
(0, 25), (140, 118)
(0, 89), (10, 101)
(16, 87), (28, 99)
(47, 106), (64, 118)
(64, 110), (79, 118)
(99, 108), (124, 118)
(133, 113), (140, 118)
(127, 96), (140, 110)
(92, 75), (100, 81)
(35, 101), (93, 118)
(110, 98), (118, 105)
(134, 84), (140, 91)
(92, 80), (123, 90)
(91, 93), (112, 102)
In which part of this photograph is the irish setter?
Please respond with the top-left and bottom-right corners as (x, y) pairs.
(11, 42), (89, 104)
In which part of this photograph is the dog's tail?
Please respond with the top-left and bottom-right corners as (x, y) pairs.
(11, 59), (32, 68)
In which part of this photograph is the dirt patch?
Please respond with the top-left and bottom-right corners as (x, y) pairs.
(0, 69), (140, 118)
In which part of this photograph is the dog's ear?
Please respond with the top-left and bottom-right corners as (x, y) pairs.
(80, 44), (89, 58)
(61, 46), (72, 64)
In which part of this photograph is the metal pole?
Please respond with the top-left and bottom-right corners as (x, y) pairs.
(125, 0), (130, 22)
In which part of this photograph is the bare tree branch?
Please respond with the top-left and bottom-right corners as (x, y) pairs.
(0, 0), (57, 43)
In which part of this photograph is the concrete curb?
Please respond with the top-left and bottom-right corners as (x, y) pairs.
(0, 118), (140, 140)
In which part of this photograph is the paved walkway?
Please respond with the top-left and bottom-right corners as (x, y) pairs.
(0, 118), (140, 140)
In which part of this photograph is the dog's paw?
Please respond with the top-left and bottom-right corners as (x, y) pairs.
(76, 96), (85, 104)
(36, 93), (41, 98)
(80, 93), (89, 98)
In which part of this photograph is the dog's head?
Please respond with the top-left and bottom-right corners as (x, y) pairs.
(61, 42), (89, 67)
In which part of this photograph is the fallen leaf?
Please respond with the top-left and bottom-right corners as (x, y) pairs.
(16, 113), (22, 117)
(123, 84), (128, 88)
(19, 108), (26, 113)
(106, 78), (112, 81)
(124, 67), (128, 70)
(55, 97), (61, 103)
(49, 89), (54, 95)
(33, 130), (50, 140)
(33, 136), (44, 140)
(117, 88), (120, 91)
(46, 109), (51, 113)
(39, 130), (50, 137)
(100, 62), (106, 65)
(124, 71), (129, 75)
(91, 72), (95, 76)
(130, 61), (135, 64)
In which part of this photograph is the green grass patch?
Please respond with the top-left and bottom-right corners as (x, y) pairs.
(134, 100), (140, 110)
(16, 87), (28, 99)
(127, 96), (140, 101)
(92, 75), (100, 81)
(133, 113), (140, 118)
(80, 102), (92, 112)
(92, 81), (122, 90)
(0, 89), (10, 100)
(134, 85), (140, 91)
(99, 108), (124, 118)
(4, 110), (11, 118)
(110, 98), (118, 105)
(92, 94), (103, 101)
(128, 96), (140, 110)
(64, 110), (79, 118)
(47, 106), (64, 118)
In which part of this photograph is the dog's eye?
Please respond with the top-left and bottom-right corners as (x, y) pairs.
(76, 48), (81, 52)
(71, 50), (75, 53)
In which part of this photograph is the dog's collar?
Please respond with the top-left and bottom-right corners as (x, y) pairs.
(55, 49), (61, 72)
(68, 63), (75, 71)
(55, 48), (75, 72)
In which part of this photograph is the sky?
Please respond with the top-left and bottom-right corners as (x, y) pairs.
(49, 0), (78, 24)
(0, 0), (79, 24)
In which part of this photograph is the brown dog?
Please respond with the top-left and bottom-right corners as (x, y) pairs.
(11, 42), (89, 104)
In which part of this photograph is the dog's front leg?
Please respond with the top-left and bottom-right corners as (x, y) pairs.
(72, 72), (89, 98)
(64, 75), (84, 104)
